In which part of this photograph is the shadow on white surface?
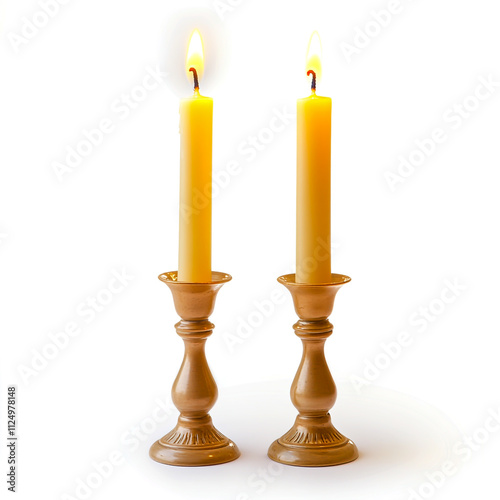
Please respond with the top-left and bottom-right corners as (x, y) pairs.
(134, 380), (461, 500)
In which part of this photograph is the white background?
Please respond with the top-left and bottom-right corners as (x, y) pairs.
(1, 0), (499, 499)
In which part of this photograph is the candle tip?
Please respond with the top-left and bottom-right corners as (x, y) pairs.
(307, 69), (316, 92)
(189, 67), (200, 92)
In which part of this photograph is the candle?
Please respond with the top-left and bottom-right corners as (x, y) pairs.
(296, 32), (332, 284)
(178, 30), (212, 283)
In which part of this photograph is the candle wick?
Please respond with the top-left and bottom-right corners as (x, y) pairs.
(307, 70), (316, 93)
(189, 67), (200, 92)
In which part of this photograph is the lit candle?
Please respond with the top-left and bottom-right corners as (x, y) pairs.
(178, 30), (212, 283)
(296, 32), (332, 284)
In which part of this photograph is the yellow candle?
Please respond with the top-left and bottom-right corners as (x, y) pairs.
(296, 32), (332, 284)
(178, 30), (212, 283)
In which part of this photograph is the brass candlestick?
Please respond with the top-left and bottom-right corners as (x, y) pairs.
(268, 273), (358, 467)
(149, 271), (240, 467)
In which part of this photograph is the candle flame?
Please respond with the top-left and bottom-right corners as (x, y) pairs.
(186, 29), (204, 83)
(306, 31), (322, 83)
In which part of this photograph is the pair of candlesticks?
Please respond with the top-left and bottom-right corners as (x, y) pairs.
(149, 270), (358, 468)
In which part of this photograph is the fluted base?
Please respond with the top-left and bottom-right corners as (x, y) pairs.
(268, 414), (358, 467)
(150, 415), (240, 466)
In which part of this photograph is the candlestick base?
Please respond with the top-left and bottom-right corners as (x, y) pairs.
(268, 414), (358, 467)
(150, 414), (240, 467)
(149, 271), (240, 467)
(267, 274), (358, 467)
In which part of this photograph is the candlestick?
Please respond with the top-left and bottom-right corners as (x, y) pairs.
(149, 271), (240, 466)
(267, 273), (358, 467)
